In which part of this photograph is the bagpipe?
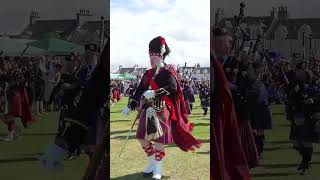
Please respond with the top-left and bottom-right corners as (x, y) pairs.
(6, 67), (27, 95)
(4, 45), (37, 91)
(59, 33), (109, 110)
(228, 2), (289, 85)
(225, 3), (252, 82)
(223, 3), (264, 114)
(229, 2), (246, 56)
(246, 9), (291, 85)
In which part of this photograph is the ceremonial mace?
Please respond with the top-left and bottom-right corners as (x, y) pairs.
(118, 107), (143, 157)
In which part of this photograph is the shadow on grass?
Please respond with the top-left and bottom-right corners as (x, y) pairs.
(197, 139), (210, 146)
(266, 140), (291, 145)
(0, 157), (39, 163)
(193, 123), (210, 127)
(166, 139), (210, 148)
(12, 152), (44, 156)
(110, 129), (136, 136)
(110, 119), (131, 123)
(261, 163), (298, 169)
(252, 172), (296, 177)
(111, 172), (170, 180)
(272, 112), (285, 116)
(279, 124), (291, 127)
(310, 162), (320, 165)
(196, 151), (210, 155)
(260, 162), (320, 169)
(313, 151), (320, 155)
(111, 110), (123, 114)
(264, 146), (290, 152)
(0, 133), (56, 139)
(190, 112), (204, 115)
(197, 139), (210, 143)
(191, 106), (201, 109)
(21, 133), (57, 136)
(111, 134), (136, 140)
(189, 115), (207, 118)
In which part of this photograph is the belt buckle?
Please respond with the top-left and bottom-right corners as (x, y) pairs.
(152, 99), (165, 112)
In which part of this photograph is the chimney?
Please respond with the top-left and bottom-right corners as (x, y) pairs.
(30, 10), (40, 27)
(270, 7), (276, 18)
(99, 16), (105, 51)
(214, 8), (224, 26)
(277, 5), (289, 21)
(76, 9), (93, 27)
(100, 16), (105, 36)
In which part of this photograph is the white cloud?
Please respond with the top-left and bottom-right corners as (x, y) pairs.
(129, 0), (172, 9)
(129, 0), (145, 8)
(110, 0), (210, 72)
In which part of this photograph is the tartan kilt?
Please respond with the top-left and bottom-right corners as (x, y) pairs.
(136, 105), (173, 144)
(35, 84), (44, 101)
(7, 92), (22, 117)
(239, 121), (259, 168)
(26, 86), (35, 105)
(201, 98), (210, 107)
(0, 95), (7, 114)
(250, 104), (273, 130)
(112, 91), (118, 101)
(290, 114), (320, 143)
(185, 100), (191, 114)
(117, 90), (121, 101)
(83, 111), (100, 146)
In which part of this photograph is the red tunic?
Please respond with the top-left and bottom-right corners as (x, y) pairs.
(20, 88), (36, 126)
(8, 92), (22, 117)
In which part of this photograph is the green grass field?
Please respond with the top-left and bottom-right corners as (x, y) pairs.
(251, 104), (320, 180)
(110, 96), (210, 180)
(0, 112), (89, 180)
(3, 99), (320, 180)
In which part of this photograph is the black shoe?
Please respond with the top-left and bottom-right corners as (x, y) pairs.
(143, 171), (153, 177)
(293, 146), (302, 153)
(254, 134), (265, 156)
(298, 161), (310, 175)
(298, 146), (313, 174)
(203, 110), (207, 116)
(297, 161), (304, 171)
(300, 165), (310, 175)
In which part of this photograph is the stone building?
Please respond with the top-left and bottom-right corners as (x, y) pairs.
(218, 6), (320, 59)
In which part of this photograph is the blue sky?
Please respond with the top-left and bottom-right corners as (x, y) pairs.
(110, 0), (210, 72)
